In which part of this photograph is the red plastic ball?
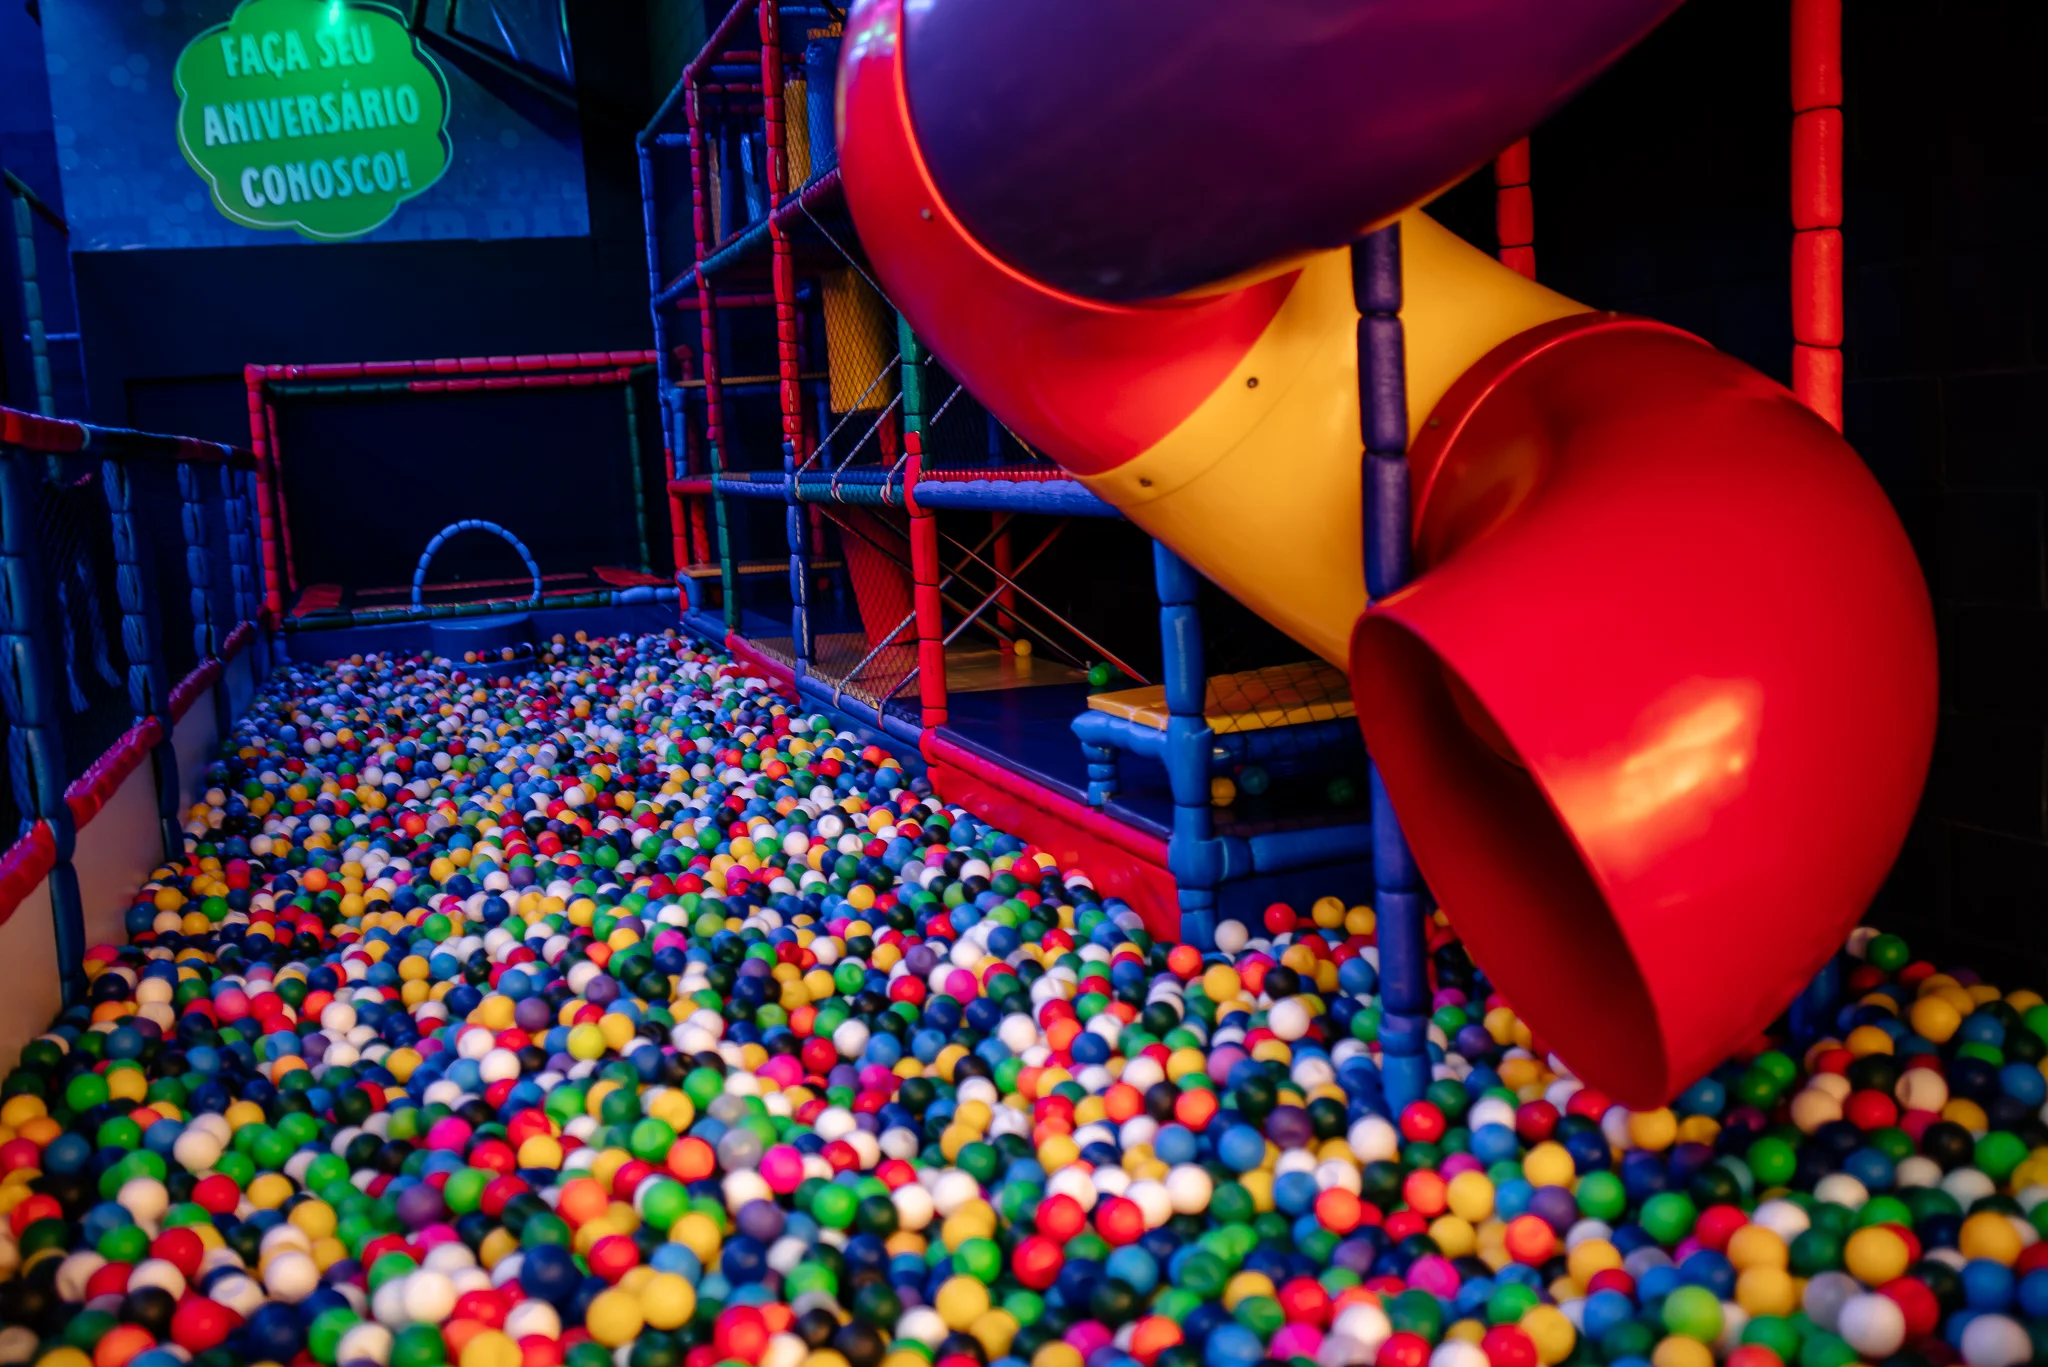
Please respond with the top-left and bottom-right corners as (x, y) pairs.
(1480, 1326), (1539, 1367)
(1277, 1277), (1332, 1326)
(85, 1262), (134, 1299)
(1037, 1193), (1088, 1242)
(1376, 1333), (1431, 1367)
(1566, 1088), (1613, 1121)
(519, 1336), (565, 1367)
(1383, 1210), (1427, 1243)
(1845, 1089), (1899, 1130)
(170, 1296), (239, 1352)
(1013, 1235), (1064, 1290)
(1725, 1350), (1783, 1367)
(1095, 1196), (1144, 1246)
(1586, 1268), (1636, 1298)
(149, 1226), (205, 1280)
(1878, 1275), (1941, 1338)
(1692, 1204), (1749, 1252)
(1513, 1101), (1560, 1143)
(714, 1307), (769, 1364)
(454, 1289), (508, 1328)
(192, 1173), (241, 1214)
(1399, 1102), (1447, 1144)
(1263, 903), (1298, 934)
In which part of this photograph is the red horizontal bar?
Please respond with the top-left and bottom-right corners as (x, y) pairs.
(922, 729), (1169, 867)
(253, 352), (660, 389)
(65, 717), (164, 831)
(0, 405), (254, 466)
(916, 465), (1068, 483)
(169, 656), (224, 723)
(0, 821), (57, 930)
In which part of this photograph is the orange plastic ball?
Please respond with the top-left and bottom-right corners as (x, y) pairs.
(1504, 1214), (1559, 1265)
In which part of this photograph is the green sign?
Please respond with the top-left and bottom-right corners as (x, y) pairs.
(174, 0), (451, 240)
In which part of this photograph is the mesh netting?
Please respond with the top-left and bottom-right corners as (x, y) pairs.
(32, 463), (136, 783)
(722, 494), (798, 653)
(926, 510), (1150, 688)
(268, 380), (671, 614)
(201, 465), (240, 647)
(914, 358), (1048, 474)
(1188, 571), (1369, 818)
(801, 267), (899, 476)
(800, 505), (916, 711)
(129, 460), (199, 686)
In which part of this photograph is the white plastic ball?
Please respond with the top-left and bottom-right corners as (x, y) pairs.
(1961, 1314), (2032, 1367)
(264, 1249), (321, 1302)
(1836, 1293), (1906, 1360)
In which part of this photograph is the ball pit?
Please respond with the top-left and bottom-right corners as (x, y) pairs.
(0, 631), (2046, 1367)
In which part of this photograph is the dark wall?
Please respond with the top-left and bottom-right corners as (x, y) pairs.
(1, 0), (87, 417)
(1457, 0), (2046, 976)
(52, 0), (660, 444)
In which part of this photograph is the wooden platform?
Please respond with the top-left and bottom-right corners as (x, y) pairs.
(679, 559), (841, 581)
(1087, 660), (1353, 734)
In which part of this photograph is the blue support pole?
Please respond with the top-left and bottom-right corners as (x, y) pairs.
(786, 439), (814, 669)
(0, 448), (86, 999)
(178, 462), (216, 663)
(1154, 539), (1219, 950)
(1357, 224), (1431, 1113)
(103, 457), (180, 859)
(233, 466), (273, 679)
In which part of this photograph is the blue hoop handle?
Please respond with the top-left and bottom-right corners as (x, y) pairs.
(412, 520), (542, 610)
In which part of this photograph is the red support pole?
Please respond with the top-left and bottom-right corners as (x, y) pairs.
(992, 512), (1017, 634)
(686, 84), (727, 472)
(1792, 0), (1844, 430)
(761, 0), (807, 465)
(906, 437), (948, 728)
(1494, 138), (1536, 280)
(242, 368), (282, 622)
(264, 399), (299, 595)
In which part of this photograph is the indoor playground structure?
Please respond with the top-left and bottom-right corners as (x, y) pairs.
(11, 0), (2048, 1366)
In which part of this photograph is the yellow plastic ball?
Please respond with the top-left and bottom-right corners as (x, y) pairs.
(1958, 1211), (2024, 1265)
(1521, 1306), (1576, 1366)
(640, 1271), (697, 1330)
(1447, 1171), (1496, 1222)
(1651, 1337), (1714, 1367)
(1627, 1109), (1679, 1152)
(1567, 1239), (1622, 1286)
(935, 1275), (991, 1330)
(459, 1331), (522, 1367)
(1844, 1225), (1912, 1284)
(1908, 995), (1962, 1045)
(1726, 1224), (1788, 1271)
(1734, 1266), (1797, 1319)
(567, 1023), (608, 1061)
(585, 1288), (645, 1347)
(1522, 1142), (1575, 1187)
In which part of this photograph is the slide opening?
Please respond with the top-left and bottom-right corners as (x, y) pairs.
(1355, 612), (1674, 1105)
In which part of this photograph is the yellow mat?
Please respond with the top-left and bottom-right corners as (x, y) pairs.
(1086, 660), (1354, 734)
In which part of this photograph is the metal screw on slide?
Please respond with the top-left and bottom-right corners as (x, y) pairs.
(412, 520), (543, 612)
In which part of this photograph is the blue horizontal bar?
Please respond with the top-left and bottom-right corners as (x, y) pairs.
(713, 475), (791, 500)
(794, 672), (923, 748)
(910, 479), (1121, 518)
(1247, 822), (1375, 874)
